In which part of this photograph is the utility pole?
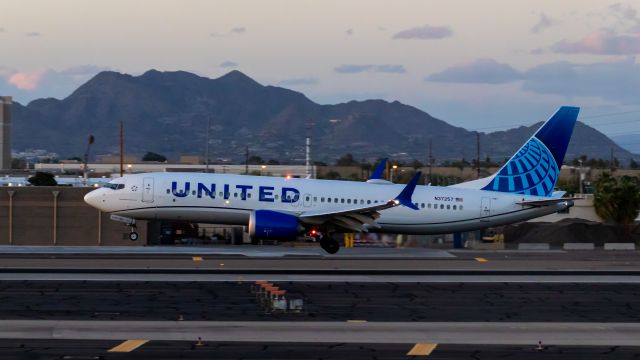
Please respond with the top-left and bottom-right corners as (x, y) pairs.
(83, 135), (95, 185)
(476, 132), (481, 179)
(428, 138), (433, 184)
(119, 121), (124, 177)
(306, 119), (315, 179)
(245, 145), (249, 175)
(610, 148), (614, 172)
(205, 113), (210, 173)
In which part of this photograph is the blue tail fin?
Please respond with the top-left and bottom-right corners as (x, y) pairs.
(481, 106), (579, 197)
(369, 158), (387, 180)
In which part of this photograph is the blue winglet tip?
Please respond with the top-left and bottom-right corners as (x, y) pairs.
(395, 171), (421, 210)
(369, 158), (387, 180)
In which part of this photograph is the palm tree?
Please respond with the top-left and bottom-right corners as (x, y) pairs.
(593, 174), (640, 236)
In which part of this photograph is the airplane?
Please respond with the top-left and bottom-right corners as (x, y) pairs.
(84, 106), (580, 254)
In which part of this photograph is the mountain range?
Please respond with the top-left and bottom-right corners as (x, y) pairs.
(11, 69), (639, 165)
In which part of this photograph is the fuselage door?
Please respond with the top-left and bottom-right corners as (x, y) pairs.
(303, 193), (312, 207)
(480, 197), (491, 221)
(142, 177), (154, 203)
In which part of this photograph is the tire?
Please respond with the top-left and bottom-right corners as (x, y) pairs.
(129, 231), (139, 241)
(320, 238), (340, 254)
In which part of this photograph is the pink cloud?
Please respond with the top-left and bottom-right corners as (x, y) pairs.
(551, 29), (640, 54)
(8, 70), (45, 90)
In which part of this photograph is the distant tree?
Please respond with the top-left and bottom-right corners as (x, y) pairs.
(28, 172), (57, 186)
(11, 158), (26, 170)
(335, 153), (358, 166)
(142, 152), (167, 162)
(409, 159), (424, 170)
(313, 161), (327, 166)
(593, 173), (640, 229)
(630, 159), (639, 169)
(322, 171), (341, 180)
(247, 155), (264, 165)
(267, 159), (280, 165)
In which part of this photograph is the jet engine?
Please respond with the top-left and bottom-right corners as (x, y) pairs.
(248, 210), (304, 242)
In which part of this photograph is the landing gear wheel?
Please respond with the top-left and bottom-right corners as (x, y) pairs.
(129, 231), (139, 241)
(320, 238), (340, 254)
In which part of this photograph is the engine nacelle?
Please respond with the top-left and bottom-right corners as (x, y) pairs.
(248, 210), (304, 241)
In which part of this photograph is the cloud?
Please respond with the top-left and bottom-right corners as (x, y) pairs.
(551, 29), (640, 54)
(0, 28), (5, 33)
(531, 13), (558, 34)
(277, 77), (318, 86)
(25, 32), (40, 37)
(334, 64), (406, 74)
(8, 70), (45, 90)
(230, 27), (246, 34)
(392, 24), (452, 40)
(609, 3), (638, 21)
(219, 61), (238, 68)
(211, 27), (247, 37)
(426, 59), (522, 84)
(0, 65), (110, 102)
(522, 58), (640, 103)
(425, 57), (640, 105)
(346, 28), (354, 36)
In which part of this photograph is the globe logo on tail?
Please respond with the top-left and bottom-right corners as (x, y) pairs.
(482, 137), (559, 196)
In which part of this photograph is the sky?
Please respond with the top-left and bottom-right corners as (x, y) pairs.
(1, 0), (639, 146)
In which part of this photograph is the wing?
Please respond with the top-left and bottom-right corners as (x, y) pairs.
(299, 171), (421, 232)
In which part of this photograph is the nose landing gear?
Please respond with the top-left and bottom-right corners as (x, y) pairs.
(128, 227), (139, 241)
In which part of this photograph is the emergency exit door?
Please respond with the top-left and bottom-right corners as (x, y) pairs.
(142, 177), (154, 203)
(480, 197), (491, 222)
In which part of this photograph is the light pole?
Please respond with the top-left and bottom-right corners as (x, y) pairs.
(391, 164), (398, 182)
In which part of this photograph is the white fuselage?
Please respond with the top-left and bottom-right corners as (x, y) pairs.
(84, 172), (570, 234)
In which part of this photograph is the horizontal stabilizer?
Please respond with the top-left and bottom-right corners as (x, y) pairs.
(516, 198), (579, 207)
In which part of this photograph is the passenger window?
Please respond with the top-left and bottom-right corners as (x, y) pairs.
(460, 205), (463, 210)
(335, 198), (338, 203)
(275, 195), (280, 200)
(360, 200), (364, 205)
(306, 196), (310, 202)
(374, 200), (379, 203)
(192, 190), (196, 195)
(453, 205), (457, 210)
(440, 204), (444, 209)
(347, 199), (351, 204)
(428, 203), (431, 208)
(234, 192), (238, 198)
(321, 197), (325, 202)
(248, 193), (252, 198)
(421, 203), (425, 208)
(166, 189), (170, 194)
(219, 192), (223, 197)
(313, 197), (317, 202)
(367, 200), (371, 204)
(446, 204), (450, 210)
(341, 198), (345, 203)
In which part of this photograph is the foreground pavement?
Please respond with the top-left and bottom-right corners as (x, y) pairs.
(1, 320), (640, 346)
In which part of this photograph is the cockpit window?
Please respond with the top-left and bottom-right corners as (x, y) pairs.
(103, 183), (125, 190)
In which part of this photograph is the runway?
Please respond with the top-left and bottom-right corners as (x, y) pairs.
(0, 280), (638, 322)
(1, 246), (639, 358)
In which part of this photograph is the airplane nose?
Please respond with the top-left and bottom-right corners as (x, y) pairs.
(84, 189), (102, 209)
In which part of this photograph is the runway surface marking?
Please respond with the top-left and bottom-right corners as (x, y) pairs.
(407, 343), (437, 356)
(474, 257), (488, 262)
(192, 256), (203, 261)
(108, 339), (148, 352)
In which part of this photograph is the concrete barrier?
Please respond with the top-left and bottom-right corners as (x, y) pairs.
(517, 243), (550, 250)
(563, 243), (595, 250)
(604, 243), (636, 251)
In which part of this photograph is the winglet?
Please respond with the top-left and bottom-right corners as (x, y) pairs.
(394, 171), (421, 210)
(369, 158), (387, 180)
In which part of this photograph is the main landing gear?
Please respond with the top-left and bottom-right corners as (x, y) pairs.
(320, 237), (340, 254)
